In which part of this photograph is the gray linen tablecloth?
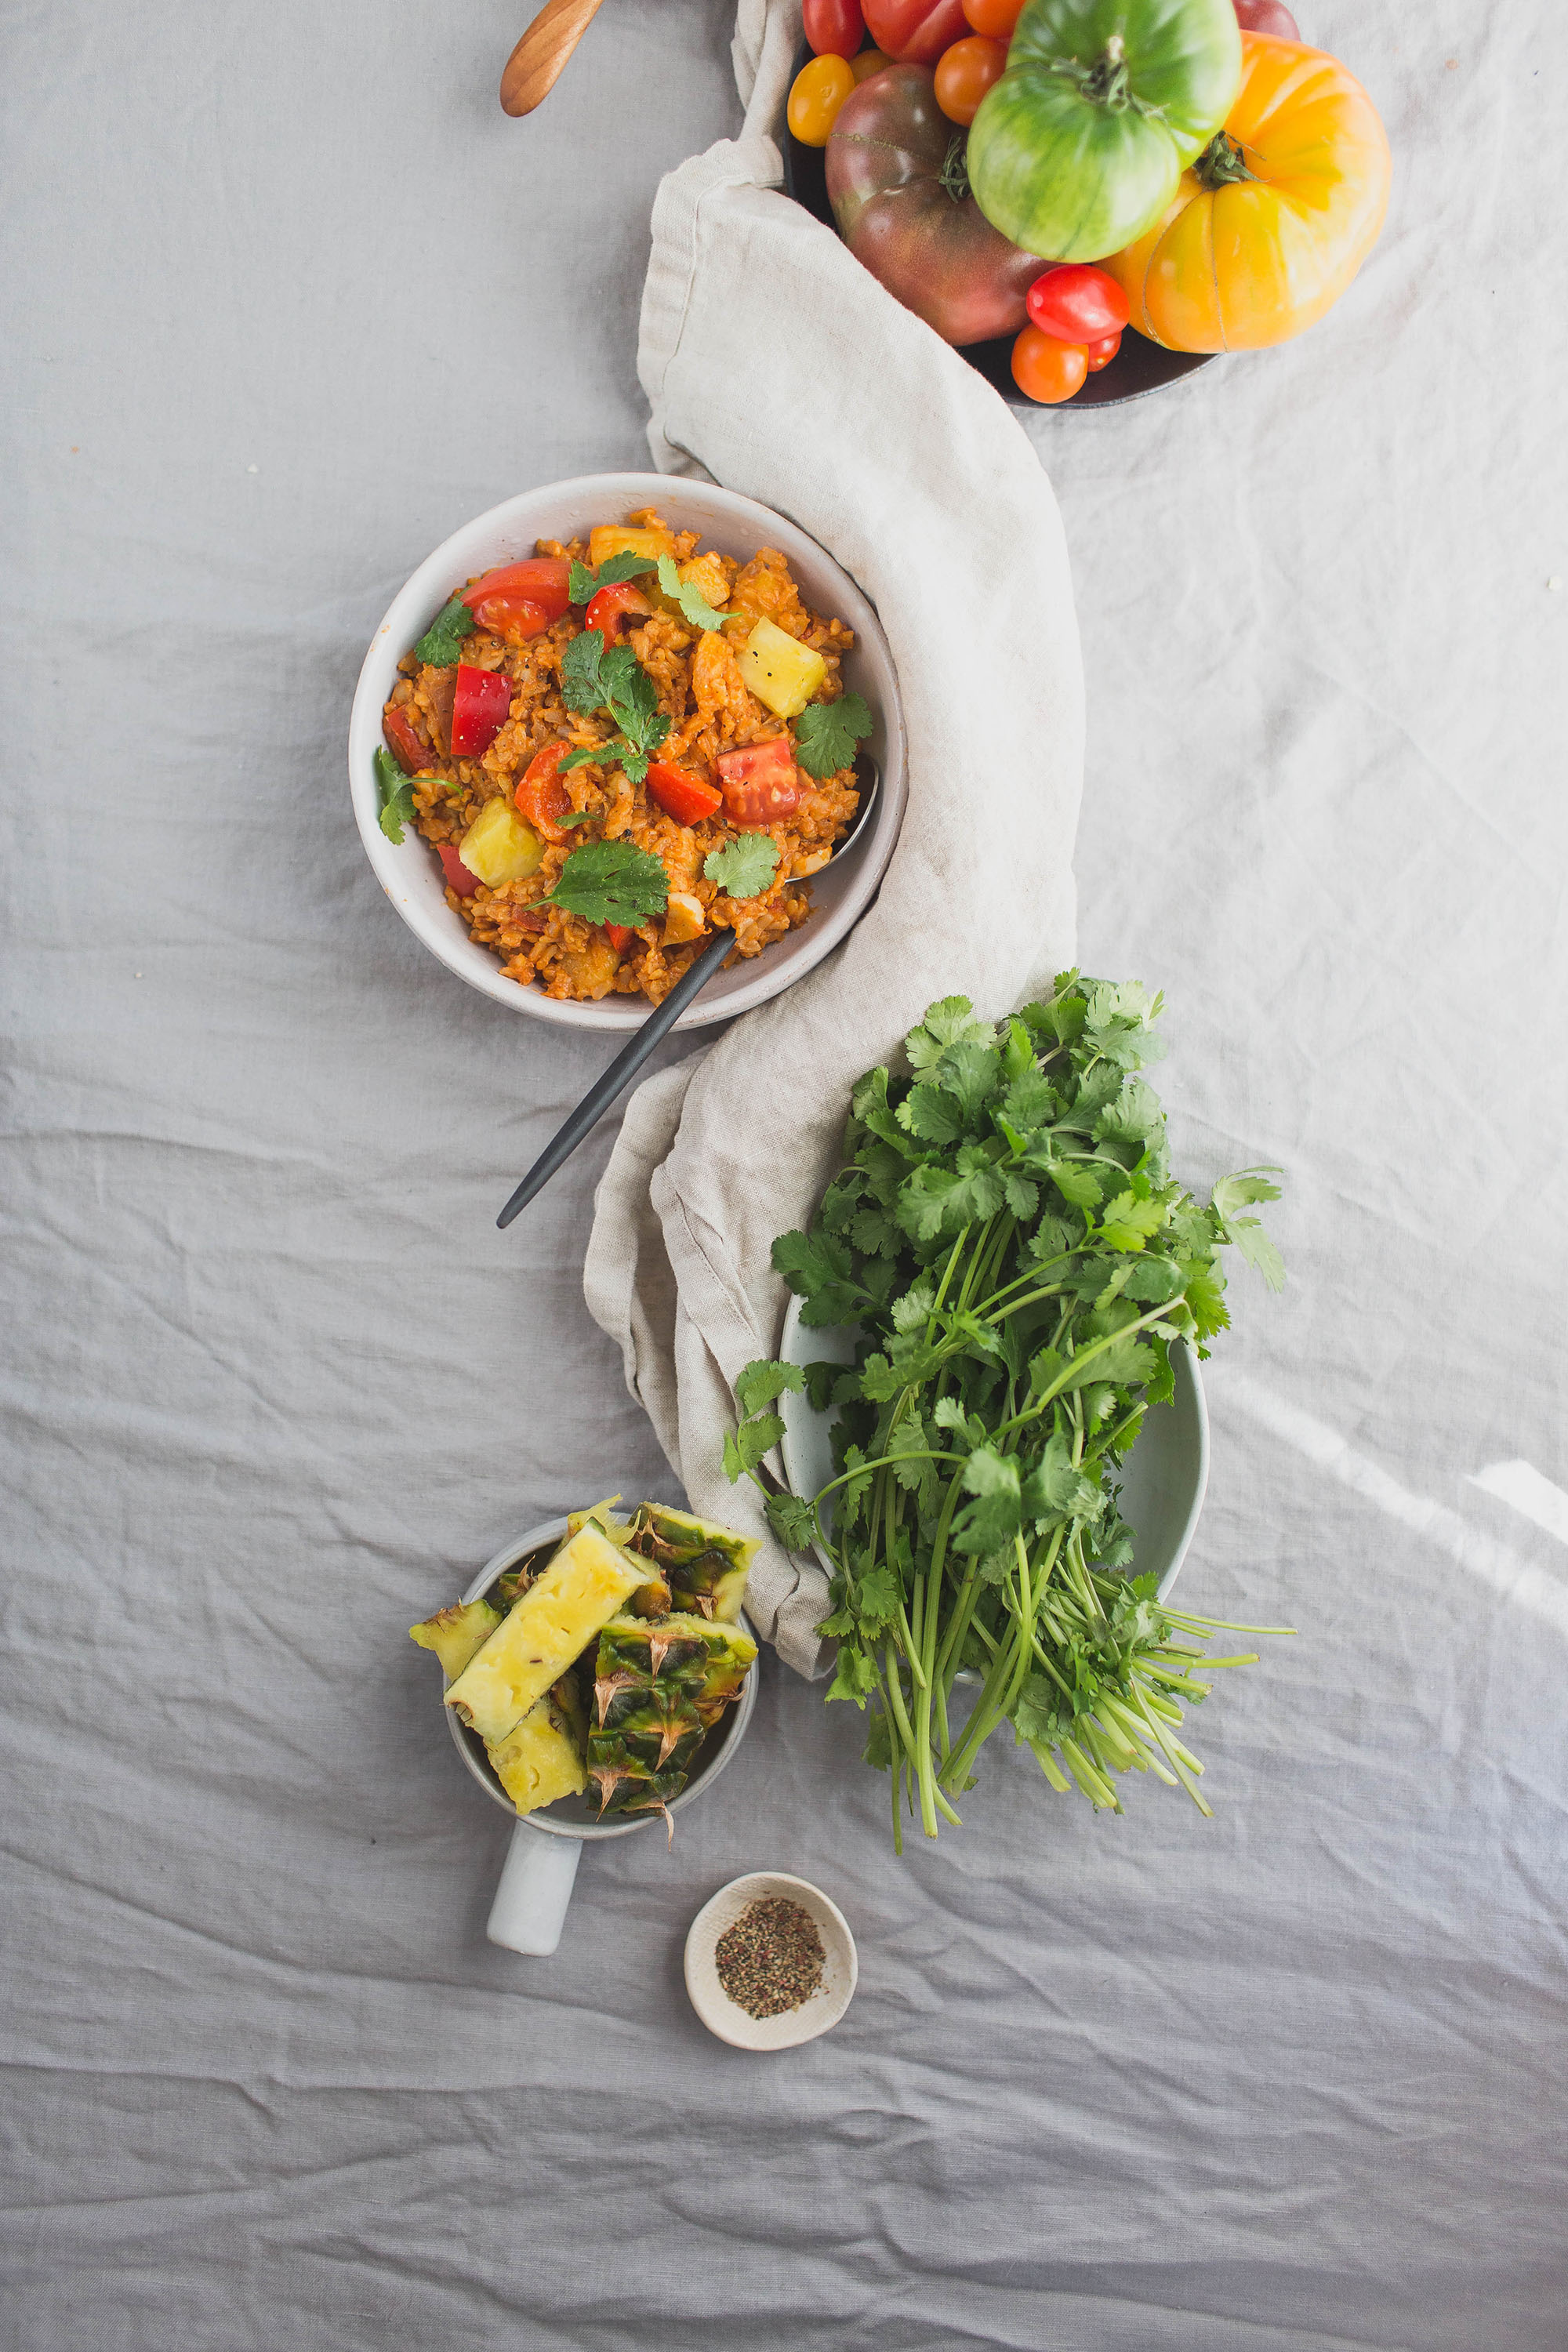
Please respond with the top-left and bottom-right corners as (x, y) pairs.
(3, 4), (1566, 2347)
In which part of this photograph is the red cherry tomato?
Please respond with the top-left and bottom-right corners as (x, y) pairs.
(1025, 265), (1129, 343)
(645, 760), (724, 826)
(604, 923), (635, 953)
(514, 741), (575, 844)
(1010, 327), (1088, 405)
(584, 581), (651, 640)
(437, 841), (481, 898)
(933, 34), (1006, 123)
(804, 0), (866, 57)
(469, 593), (551, 644)
(862, 0), (969, 65)
(1233, 0), (1300, 36)
(383, 706), (434, 776)
(1085, 332), (1120, 372)
(460, 559), (571, 622)
(715, 737), (800, 825)
(449, 663), (513, 759)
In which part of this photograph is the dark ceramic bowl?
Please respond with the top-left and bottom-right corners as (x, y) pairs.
(782, 49), (1217, 413)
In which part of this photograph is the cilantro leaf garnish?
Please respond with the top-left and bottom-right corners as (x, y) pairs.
(723, 971), (1293, 1855)
(568, 551), (660, 604)
(545, 840), (669, 927)
(655, 554), (735, 632)
(558, 627), (671, 780)
(703, 833), (779, 899)
(561, 626), (611, 715)
(413, 595), (475, 666)
(374, 746), (418, 845)
(793, 691), (872, 780)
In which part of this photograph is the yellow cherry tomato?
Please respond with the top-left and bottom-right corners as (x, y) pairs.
(1010, 326), (1087, 405)
(788, 53), (857, 146)
(851, 46), (896, 82)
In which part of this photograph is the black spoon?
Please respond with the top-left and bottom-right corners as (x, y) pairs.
(496, 756), (881, 1229)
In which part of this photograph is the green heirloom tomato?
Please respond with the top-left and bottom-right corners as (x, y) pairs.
(967, 0), (1243, 263)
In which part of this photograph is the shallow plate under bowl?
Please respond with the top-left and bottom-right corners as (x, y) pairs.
(776, 1297), (1209, 1600)
(350, 473), (907, 1033)
(445, 1513), (758, 1841)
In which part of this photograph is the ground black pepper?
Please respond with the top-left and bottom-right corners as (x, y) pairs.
(714, 1896), (826, 2019)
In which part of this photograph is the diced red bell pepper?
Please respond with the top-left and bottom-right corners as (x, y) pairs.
(383, 705), (434, 776)
(460, 559), (571, 622)
(604, 924), (635, 953)
(716, 736), (800, 825)
(585, 581), (651, 640)
(437, 841), (481, 898)
(469, 593), (552, 644)
(514, 741), (575, 844)
(450, 663), (513, 759)
(645, 760), (723, 826)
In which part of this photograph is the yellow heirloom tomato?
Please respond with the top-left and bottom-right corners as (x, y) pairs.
(1102, 32), (1392, 352)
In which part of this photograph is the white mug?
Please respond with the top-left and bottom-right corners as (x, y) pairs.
(446, 1514), (759, 1958)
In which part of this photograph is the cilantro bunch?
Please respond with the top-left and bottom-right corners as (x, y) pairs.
(726, 975), (1292, 1852)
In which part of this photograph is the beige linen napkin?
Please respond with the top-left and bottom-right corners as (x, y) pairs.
(583, 0), (1083, 1675)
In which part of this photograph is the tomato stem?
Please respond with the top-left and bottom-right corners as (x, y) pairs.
(939, 131), (971, 204)
(1193, 129), (1257, 188)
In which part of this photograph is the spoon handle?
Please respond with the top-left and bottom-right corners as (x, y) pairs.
(495, 929), (733, 1228)
(499, 0), (607, 117)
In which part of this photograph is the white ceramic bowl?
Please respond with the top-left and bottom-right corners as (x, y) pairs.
(349, 473), (907, 1033)
(684, 1871), (858, 2051)
(776, 1298), (1210, 1602)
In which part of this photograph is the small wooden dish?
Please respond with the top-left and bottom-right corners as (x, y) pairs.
(684, 1872), (858, 2051)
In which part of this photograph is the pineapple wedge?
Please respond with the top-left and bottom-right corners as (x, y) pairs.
(409, 1597), (503, 1683)
(488, 1693), (587, 1816)
(588, 1612), (757, 1818)
(444, 1523), (653, 1747)
(738, 616), (826, 719)
(633, 1503), (760, 1623)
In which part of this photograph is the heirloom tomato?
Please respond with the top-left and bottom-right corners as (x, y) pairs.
(804, 0), (868, 56)
(1102, 31), (1391, 349)
(826, 64), (1040, 344)
(1232, 0), (1299, 35)
(862, 0), (970, 64)
(967, 0), (1242, 261)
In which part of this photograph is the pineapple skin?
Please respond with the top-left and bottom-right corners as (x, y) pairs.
(488, 1695), (587, 1816)
(637, 1504), (760, 1624)
(587, 1613), (757, 1816)
(444, 1524), (652, 1747)
(409, 1597), (503, 1682)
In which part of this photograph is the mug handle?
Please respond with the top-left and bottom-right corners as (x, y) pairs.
(486, 1821), (582, 1956)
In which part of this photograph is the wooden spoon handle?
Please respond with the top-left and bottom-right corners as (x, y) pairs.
(499, 0), (607, 116)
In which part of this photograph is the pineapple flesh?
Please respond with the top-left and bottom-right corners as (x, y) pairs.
(488, 1693), (588, 1816)
(444, 1524), (654, 1747)
(409, 1597), (503, 1683)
